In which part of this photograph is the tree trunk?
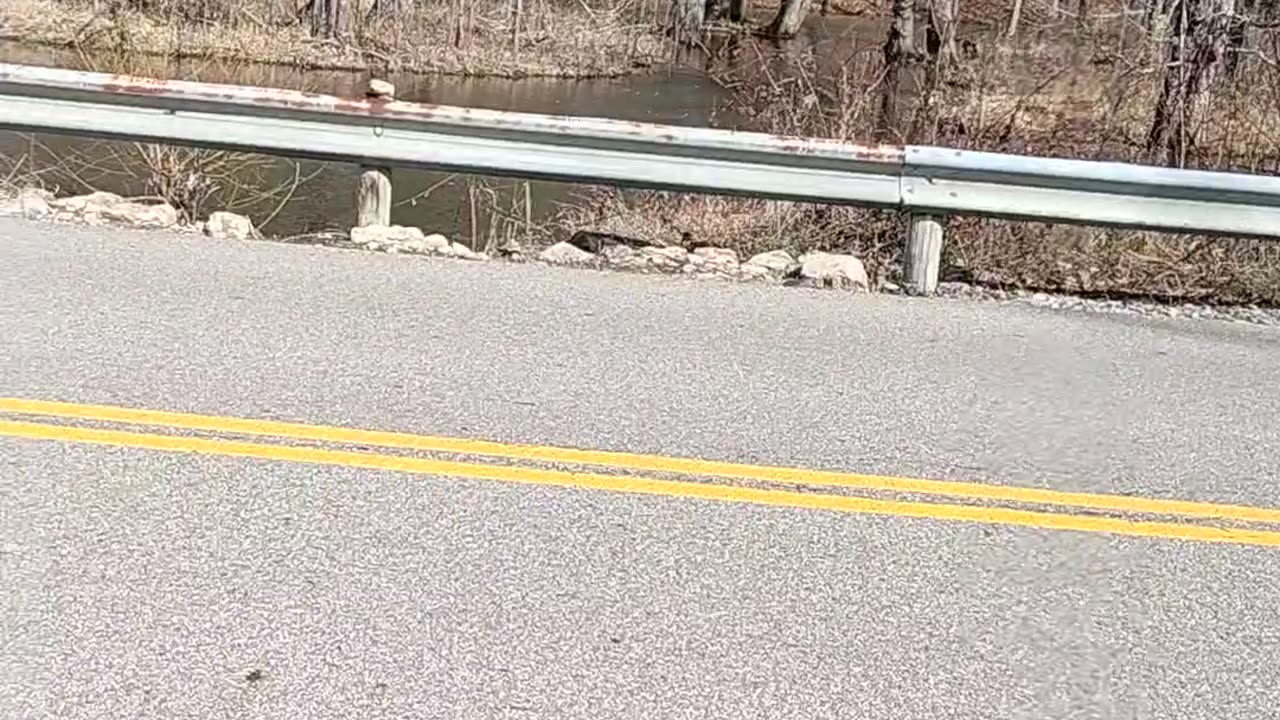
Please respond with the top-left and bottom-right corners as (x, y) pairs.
(1224, 16), (1246, 78)
(1223, 0), (1256, 78)
(670, 0), (705, 43)
(766, 0), (810, 38)
(371, 0), (405, 15)
(926, 0), (958, 67)
(1007, 0), (1024, 38)
(1146, 0), (1235, 166)
(310, 0), (351, 38)
(878, 0), (916, 140)
(1145, 0), (1167, 35)
(1076, 0), (1089, 27)
(511, 0), (523, 58)
(890, 0), (916, 57)
(728, 0), (750, 21)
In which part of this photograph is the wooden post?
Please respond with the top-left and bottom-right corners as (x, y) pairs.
(356, 78), (395, 228)
(357, 169), (392, 227)
(904, 214), (944, 294)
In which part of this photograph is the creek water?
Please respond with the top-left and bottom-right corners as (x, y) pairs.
(0, 15), (880, 241)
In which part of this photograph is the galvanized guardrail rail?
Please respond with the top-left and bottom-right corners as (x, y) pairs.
(2, 62), (1279, 293)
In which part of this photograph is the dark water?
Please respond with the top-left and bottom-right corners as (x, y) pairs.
(0, 15), (878, 240)
(0, 41), (737, 239)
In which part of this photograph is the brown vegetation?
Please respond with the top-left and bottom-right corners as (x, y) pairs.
(0, 49), (319, 228)
(0, 0), (667, 77)
(557, 0), (1280, 305)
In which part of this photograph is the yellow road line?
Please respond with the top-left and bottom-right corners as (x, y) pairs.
(3, 418), (1280, 548)
(3, 397), (1279, 526)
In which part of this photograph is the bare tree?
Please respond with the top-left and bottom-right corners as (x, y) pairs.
(670, 0), (706, 43)
(371, 0), (406, 15)
(1007, 0), (1024, 38)
(766, 0), (810, 38)
(926, 0), (958, 67)
(729, 0), (751, 21)
(1144, 0), (1170, 40)
(879, 0), (916, 139)
(450, 0), (476, 48)
(511, 0), (524, 58)
(1147, 0), (1237, 166)
(309, 0), (352, 38)
(1223, 0), (1265, 78)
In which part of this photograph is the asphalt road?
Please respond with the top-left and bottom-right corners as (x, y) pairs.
(3, 218), (1280, 719)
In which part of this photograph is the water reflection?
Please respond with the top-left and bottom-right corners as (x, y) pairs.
(0, 13), (887, 241)
(0, 41), (731, 239)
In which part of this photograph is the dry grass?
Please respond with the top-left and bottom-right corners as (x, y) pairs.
(0, 0), (667, 77)
(552, 39), (902, 281)
(464, 177), (552, 253)
(921, 19), (1280, 304)
(554, 187), (903, 280)
(555, 9), (1280, 305)
(948, 222), (1280, 305)
(1, 48), (321, 227)
(0, 138), (63, 195)
(4, 132), (314, 225)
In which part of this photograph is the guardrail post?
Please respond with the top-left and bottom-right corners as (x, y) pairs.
(356, 78), (394, 227)
(904, 214), (943, 294)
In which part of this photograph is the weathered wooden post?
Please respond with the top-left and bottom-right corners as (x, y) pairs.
(356, 78), (395, 228)
(904, 214), (944, 294)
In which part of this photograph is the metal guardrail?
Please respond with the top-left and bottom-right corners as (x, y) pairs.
(1, 62), (1278, 292)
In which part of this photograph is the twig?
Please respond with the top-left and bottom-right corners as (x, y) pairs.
(396, 174), (459, 207)
(258, 163), (321, 229)
(239, 8), (270, 30)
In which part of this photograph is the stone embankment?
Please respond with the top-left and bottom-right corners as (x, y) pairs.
(8, 187), (1280, 325)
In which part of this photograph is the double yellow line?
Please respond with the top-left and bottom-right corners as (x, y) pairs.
(3, 397), (1280, 547)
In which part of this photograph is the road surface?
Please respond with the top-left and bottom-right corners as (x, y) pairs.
(2, 218), (1279, 719)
